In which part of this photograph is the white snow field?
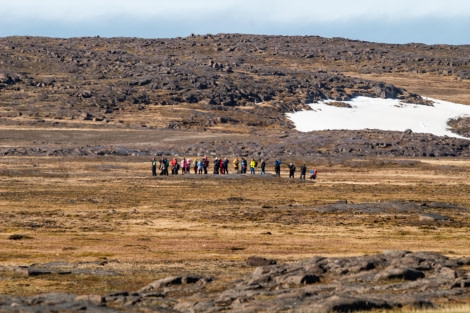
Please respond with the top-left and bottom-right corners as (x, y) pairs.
(287, 97), (470, 139)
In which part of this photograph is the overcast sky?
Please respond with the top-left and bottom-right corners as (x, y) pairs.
(1, 0), (469, 44)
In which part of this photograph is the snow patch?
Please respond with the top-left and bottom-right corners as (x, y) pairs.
(286, 97), (470, 139)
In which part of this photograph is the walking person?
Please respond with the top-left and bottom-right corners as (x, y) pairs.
(170, 158), (178, 175)
(233, 157), (239, 173)
(223, 158), (229, 174)
(174, 161), (180, 175)
(181, 158), (187, 174)
(300, 164), (307, 180)
(241, 158), (247, 174)
(219, 158), (224, 174)
(310, 168), (318, 180)
(249, 158), (257, 175)
(198, 159), (203, 174)
(151, 157), (157, 176)
(213, 157), (220, 174)
(160, 158), (169, 176)
(164, 158), (169, 175)
(193, 159), (198, 174)
(203, 156), (209, 174)
(274, 159), (281, 177)
(186, 159), (192, 174)
(260, 159), (266, 175)
(288, 163), (296, 178)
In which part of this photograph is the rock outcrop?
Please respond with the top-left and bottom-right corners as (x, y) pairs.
(2, 128), (469, 158)
(1, 251), (469, 312)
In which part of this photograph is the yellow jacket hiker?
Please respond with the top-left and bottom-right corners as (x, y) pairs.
(249, 159), (257, 174)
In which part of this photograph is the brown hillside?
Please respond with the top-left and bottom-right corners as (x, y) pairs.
(1, 35), (469, 132)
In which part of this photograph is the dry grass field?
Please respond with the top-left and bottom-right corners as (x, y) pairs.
(1, 154), (469, 306)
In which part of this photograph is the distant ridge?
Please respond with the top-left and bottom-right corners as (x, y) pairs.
(0, 34), (469, 131)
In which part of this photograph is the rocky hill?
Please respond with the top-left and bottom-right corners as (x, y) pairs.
(1, 35), (469, 130)
(1, 34), (470, 160)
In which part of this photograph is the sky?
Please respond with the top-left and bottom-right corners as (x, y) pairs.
(287, 97), (470, 139)
(1, 0), (470, 44)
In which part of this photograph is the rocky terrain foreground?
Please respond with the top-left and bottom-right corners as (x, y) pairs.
(1, 250), (469, 312)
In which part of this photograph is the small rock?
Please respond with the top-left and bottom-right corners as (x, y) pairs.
(419, 212), (450, 222)
(246, 256), (277, 267)
(74, 294), (103, 304)
(375, 266), (425, 281)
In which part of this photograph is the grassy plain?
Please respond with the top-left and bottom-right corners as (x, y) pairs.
(1, 155), (469, 301)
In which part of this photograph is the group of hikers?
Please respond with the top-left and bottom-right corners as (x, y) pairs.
(151, 156), (318, 180)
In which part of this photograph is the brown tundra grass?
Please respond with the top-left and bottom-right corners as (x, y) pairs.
(0, 156), (469, 313)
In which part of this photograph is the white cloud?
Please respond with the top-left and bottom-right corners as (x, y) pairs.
(2, 0), (470, 42)
(4, 0), (470, 23)
(2, 0), (236, 22)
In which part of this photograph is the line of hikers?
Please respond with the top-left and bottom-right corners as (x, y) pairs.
(151, 157), (317, 180)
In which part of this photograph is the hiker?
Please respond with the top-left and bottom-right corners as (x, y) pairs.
(181, 158), (187, 174)
(233, 157), (239, 173)
(193, 159), (198, 174)
(213, 157), (220, 174)
(300, 164), (307, 180)
(174, 161), (180, 175)
(260, 159), (266, 175)
(219, 158), (225, 174)
(223, 158), (229, 174)
(241, 158), (247, 174)
(151, 157), (157, 176)
(160, 158), (169, 176)
(274, 159), (281, 177)
(203, 156), (209, 174)
(310, 168), (317, 180)
(185, 158), (192, 174)
(198, 159), (203, 174)
(159, 159), (164, 175)
(249, 158), (257, 175)
(170, 158), (178, 175)
(288, 163), (296, 178)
